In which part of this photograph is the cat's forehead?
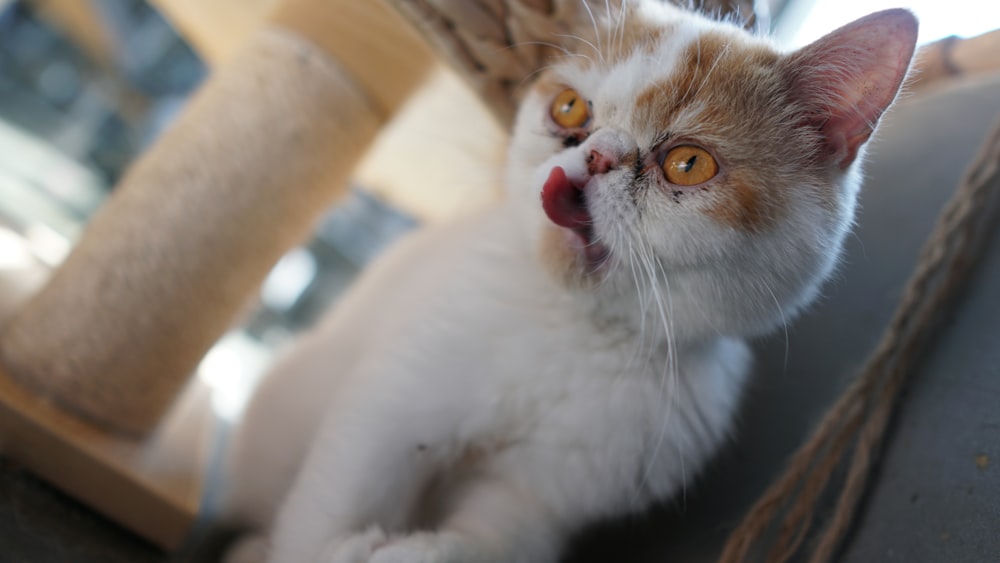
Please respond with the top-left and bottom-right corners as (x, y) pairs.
(544, 10), (780, 140)
(548, 14), (698, 103)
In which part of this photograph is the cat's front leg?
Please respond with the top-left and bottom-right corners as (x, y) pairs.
(274, 452), (562, 563)
(226, 528), (387, 563)
(322, 526), (390, 563)
(266, 404), (440, 562)
(369, 478), (562, 563)
(369, 531), (483, 563)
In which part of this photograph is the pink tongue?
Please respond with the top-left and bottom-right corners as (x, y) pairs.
(541, 166), (590, 230)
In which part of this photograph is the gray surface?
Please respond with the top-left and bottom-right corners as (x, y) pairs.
(837, 78), (1000, 563)
(0, 459), (160, 562)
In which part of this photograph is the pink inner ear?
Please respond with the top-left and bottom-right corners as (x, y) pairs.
(786, 9), (918, 169)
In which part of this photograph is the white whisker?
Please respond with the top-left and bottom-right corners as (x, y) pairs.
(519, 63), (573, 89)
(580, 0), (605, 64)
(504, 40), (575, 59)
(626, 225), (684, 503)
(691, 42), (732, 101)
(762, 281), (790, 376)
(555, 33), (603, 65)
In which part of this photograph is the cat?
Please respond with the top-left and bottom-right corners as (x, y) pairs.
(221, 3), (918, 562)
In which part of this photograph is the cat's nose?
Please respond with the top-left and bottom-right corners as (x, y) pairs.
(587, 149), (615, 175)
(583, 129), (634, 176)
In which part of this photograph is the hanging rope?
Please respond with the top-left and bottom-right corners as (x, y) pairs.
(719, 111), (1000, 563)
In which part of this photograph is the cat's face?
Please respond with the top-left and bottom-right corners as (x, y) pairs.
(507, 4), (916, 337)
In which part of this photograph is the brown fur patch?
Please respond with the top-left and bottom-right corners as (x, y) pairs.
(605, 17), (666, 63)
(634, 33), (735, 127)
(703, 173), (781, 232)
(630, 30), (834, 232)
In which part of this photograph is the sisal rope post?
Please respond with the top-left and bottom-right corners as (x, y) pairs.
(0, 0), (433, 437)
(719, 112), (1000, 563)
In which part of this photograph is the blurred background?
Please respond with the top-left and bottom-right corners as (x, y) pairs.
(0, 0), (997, 419)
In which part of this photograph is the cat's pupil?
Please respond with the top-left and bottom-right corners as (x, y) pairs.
(683, 155), (697, 173)
(561, 100), (574, 114)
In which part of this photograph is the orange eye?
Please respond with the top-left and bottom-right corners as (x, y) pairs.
(550, 88), (590, 128)
(662, 145), (718, 186)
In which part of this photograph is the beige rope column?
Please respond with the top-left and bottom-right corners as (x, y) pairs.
(0, 0), (433, 437)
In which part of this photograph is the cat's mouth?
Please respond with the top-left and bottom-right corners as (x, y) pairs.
(541, 166), (609, 267)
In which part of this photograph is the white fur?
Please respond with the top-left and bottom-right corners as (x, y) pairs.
(222, 3), (914, 562)
(230, 205), (751, 562)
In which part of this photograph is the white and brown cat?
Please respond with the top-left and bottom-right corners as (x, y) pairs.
(222, 4), (918, 562)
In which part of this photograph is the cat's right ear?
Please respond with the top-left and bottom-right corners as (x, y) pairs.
(783, 9), (918, 169)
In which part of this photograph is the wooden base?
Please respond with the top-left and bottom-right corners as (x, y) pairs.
(0, 367), (201, 550)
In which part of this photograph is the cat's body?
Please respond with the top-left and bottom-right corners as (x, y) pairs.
(224, 4), (917, 562)
(228, 203), (750, 561)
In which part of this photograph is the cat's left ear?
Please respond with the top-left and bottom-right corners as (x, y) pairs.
(784, 9), (918, 169)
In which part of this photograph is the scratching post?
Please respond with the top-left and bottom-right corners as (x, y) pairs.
(0, 0), (432, 437)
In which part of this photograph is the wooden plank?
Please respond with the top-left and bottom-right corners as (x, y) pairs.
(150, 0), (498, 224)
(0, 367), (201, 550)
(149, 0), (278, 65)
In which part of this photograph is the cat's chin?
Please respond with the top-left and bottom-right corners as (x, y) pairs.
(537, 225), (610, 289)
(569, 228), (611, 271)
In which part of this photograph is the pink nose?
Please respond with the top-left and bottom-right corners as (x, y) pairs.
(587, 149), (615, 175)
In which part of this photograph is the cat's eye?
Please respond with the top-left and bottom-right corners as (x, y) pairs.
(661, 145), (718, 186)
(550, 88), (590, 129)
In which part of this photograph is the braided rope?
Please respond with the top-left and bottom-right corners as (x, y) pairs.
(719, 112), (1000, 563)
(385, 0), (755, 127)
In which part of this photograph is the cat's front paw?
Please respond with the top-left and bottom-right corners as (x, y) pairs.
(322, 526), (388, 563)
(370, 532), (472, 563)
(370, 539), (435, 563)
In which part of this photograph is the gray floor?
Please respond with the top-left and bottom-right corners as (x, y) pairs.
(1, 76), (998, 562)
(0, 459), (161, 562)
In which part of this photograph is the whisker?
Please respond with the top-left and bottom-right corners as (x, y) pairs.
(503, 40), (573, 58)
(621, 238), (650, 382)
(646, 241), (687, 502)
(616, 0), (629, 56)
(580, 0), (605, 64)
(604, 0), (615, 54)
(629, 231), (682, 501)
(554, 33), (603, 65)
(691, 42), (732, 101)
(518, 63), (571, 89)
(762, 281), (790, 377)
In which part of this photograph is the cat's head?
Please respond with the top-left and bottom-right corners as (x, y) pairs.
(507, 4), (917, 338)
